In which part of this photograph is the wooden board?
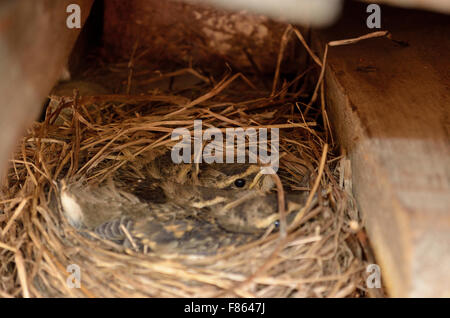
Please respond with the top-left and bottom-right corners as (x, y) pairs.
(0, 0), (93, 178)
(312, 3), (450, 297)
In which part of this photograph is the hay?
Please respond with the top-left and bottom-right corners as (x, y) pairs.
(0, 26), (384, 298)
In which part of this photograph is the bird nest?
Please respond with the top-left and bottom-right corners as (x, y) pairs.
(0, 27), (386, 298)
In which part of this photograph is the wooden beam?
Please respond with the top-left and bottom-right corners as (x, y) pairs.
(0, 0), (93, 177)
(312, 3), (450, 297)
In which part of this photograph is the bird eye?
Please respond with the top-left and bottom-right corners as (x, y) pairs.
(274, 220), (280, 228)
(234, 178), (246, 188)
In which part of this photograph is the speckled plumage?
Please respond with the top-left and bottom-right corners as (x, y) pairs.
(59, 152), (307, 254)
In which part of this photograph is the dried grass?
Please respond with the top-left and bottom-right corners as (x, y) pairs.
(0, 26), (387, 298)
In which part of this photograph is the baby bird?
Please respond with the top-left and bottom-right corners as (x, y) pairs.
(59, 179), (150, 230)
(59, 153), (306, 254)
(139, 151), (274, 190)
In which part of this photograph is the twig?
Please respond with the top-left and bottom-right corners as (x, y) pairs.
(290, 144), (329, 229)
(15, 251), (30, 298)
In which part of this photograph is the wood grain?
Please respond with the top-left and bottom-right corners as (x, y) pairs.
(312, 3), (450, 297)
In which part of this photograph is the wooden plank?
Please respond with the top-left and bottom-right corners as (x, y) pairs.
(0, 0), (93, 177)
(312, 3), (450, 297)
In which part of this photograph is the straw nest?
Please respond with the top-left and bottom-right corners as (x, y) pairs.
(0, 26), (385, 298)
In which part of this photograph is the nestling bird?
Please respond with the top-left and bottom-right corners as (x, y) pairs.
(59, 153), (307, 254)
